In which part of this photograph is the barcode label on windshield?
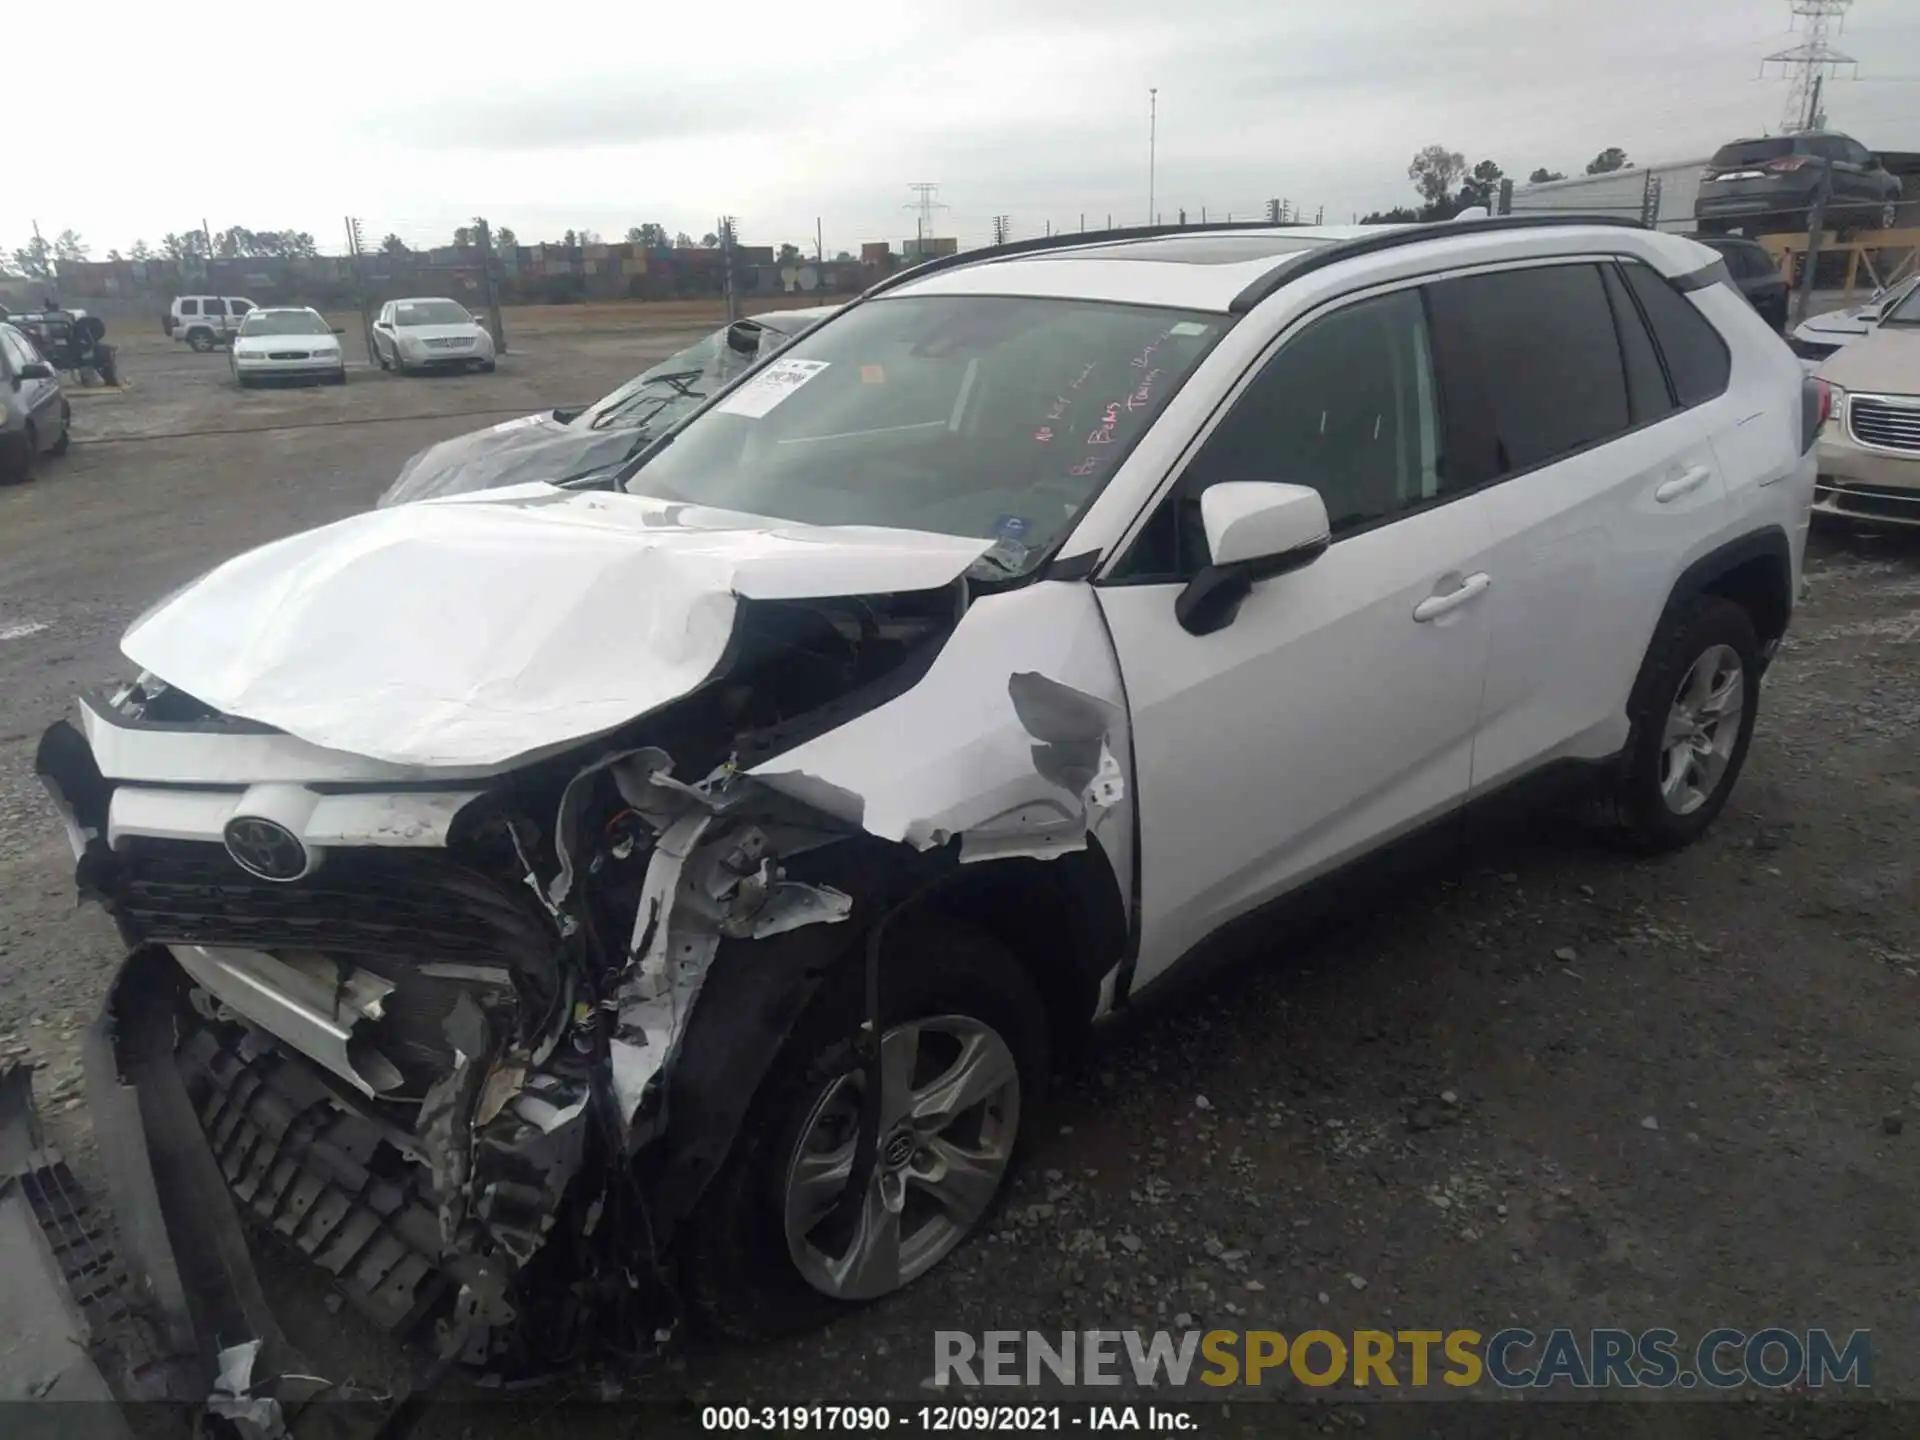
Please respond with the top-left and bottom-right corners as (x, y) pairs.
(714, 359), (831, 418)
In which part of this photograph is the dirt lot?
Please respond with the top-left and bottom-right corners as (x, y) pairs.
(2, 306), (1918, 1425)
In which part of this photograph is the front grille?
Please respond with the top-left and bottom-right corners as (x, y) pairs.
(1849, 397), (1920, 454)
(266, 350), (311, 361)
(426, 337), (471, 350)
(109, 840), (554, 970)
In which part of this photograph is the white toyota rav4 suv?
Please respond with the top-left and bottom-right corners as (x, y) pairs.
(36, 218), (1816, 1376)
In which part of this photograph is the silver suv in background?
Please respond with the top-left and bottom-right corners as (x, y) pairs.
(1, 321), (71, 482)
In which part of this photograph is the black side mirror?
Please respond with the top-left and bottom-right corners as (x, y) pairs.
(333, 326), (347, 334)
(16, 362), (53, 381)
(725, 320), (762, 355)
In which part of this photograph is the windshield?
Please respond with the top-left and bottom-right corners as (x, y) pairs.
(394, 300), (471, 327)
(622, 295), (1229, 569)
(240, 310), (329, 337)
(572, 326), (764, 434)
(1884, 286), (1920, 326)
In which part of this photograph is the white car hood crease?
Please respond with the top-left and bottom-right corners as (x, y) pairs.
(121, 486), (993, 769)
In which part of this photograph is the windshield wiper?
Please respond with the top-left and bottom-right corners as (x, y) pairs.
(590, 369), (708, 430)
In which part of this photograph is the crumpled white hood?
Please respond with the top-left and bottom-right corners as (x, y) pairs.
(121, 486), (991, 769)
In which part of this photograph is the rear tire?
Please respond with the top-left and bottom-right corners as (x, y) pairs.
(7, 425), (37, 483)
(680, 917), (1048, 1340)
(187, 328), (215, 353)
(1604, 595), (1761, 853)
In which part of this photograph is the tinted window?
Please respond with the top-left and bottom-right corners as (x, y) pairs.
(1711, 138), (1795, 167)
(179, 299), (199, 315)
(205, 299), (227, 317)
(1621, 263), (1732, 407)
(1425, 263), (1630, 484)
(1121, 289), (1439, 577)
(1846, 140), (1874, 167)
(1600, 265), (1677, 425)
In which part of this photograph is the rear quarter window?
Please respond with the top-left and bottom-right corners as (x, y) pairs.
(1620, 263), (1733, 408)
(179, 299), (199, 315)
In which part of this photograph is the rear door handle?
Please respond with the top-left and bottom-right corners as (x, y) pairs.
(1413, 572), (1491, 622)
(1655, 465), (1713, 504)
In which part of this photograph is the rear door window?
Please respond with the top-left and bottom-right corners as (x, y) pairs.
(1620, 263), (1732, 408)
(1424, 263), (1633, 487)
(1600, 265), (1677, 425)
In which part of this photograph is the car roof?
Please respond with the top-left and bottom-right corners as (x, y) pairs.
(248, 306), (322, 315)
(879, 220), (1715, 314)
(391, 296), (464, 305)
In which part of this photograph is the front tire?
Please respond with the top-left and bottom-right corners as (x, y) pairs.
(49, 406), (71, 455)
(7, 424), (37, 483)
(1606, 595), (1761, 853)
(680, 918), (1047, 1340)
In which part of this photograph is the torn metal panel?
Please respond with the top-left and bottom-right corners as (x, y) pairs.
(119, 489), (993, 769)
(749, 579), (1135, 895)
(171, 944), (405, 1097)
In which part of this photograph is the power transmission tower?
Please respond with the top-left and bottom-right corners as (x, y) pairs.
(1266, 199), (1281, 223)
(905, 184), (948, 258)
(1763, 0), (1857, 134)
(718, 216), (739, 322)
(991, 215), (1010, 246)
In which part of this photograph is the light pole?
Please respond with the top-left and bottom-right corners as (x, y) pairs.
(1148, 88), (1158, 226)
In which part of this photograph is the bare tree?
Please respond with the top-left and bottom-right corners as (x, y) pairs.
(52, 229), (90, 263)
(674, 231), (694, 248)
(129, 239), (154, 261)
(1408, 145), (1468, 212)
(1586, 147), (1629, 175)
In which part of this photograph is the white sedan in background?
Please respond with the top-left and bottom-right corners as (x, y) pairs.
(230, 308), (347, 387)
(373, 297), (497, 375)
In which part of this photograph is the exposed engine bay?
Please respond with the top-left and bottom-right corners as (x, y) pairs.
(38, 571), (1132, 1384)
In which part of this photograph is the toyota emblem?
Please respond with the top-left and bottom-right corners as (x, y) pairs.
(223, 816), (312, 882)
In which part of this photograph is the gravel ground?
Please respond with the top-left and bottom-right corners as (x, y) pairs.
(2, 313), (1918, 1426)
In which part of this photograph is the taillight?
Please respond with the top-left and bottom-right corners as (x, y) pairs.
(1802, 377), (1832, 453)
(1767, 155), (1813, 172)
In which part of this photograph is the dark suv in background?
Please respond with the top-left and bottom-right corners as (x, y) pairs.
(1695, 132), (1900, 235)
(1685, 234), (1790, 331)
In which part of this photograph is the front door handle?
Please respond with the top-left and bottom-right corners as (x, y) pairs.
(1655, 465), (1713, 504)
(1413, 571), (1491, 622)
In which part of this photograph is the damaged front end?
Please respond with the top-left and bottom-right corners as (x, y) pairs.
(33, 504), (1135, 1403)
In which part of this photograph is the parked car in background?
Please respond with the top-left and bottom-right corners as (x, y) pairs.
(1685, 234), (1789, 332)
(1813, 281), (1920, 528)
(32, 219), (1815, 1396)
(230, 307), (347, 388)
(1789, 274), (1920, 367)
(164, 296), (258, 351)
(379, 304), (836, 505)
(1, 320), (72, 481)
(1695, 132), (1901, 235)
(372, 297), (496, 375)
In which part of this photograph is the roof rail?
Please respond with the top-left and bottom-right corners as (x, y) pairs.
(1226, 213), (1654, 313)
(860, 220), (1305, 300)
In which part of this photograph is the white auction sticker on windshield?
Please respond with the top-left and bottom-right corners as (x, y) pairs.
(714, 359), (831, 418)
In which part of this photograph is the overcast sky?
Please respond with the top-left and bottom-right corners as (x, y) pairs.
(8, 0), (1920, 260)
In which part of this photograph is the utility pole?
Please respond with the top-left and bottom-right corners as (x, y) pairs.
(1763, 1), (1856, 135)
(473, 216), (506, 355)
(1148, 88), (1158, 225)
(816, 217), (824, 263)
(344, 217), (375, 364)
(904, 184), (946, 261)
(719, 216), (738, 323)
(1794, 165), (1833, 326)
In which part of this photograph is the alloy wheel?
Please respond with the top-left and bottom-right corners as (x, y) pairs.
(1659, 643), (1744, 816)
(784, 1014), (1020, 1301)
